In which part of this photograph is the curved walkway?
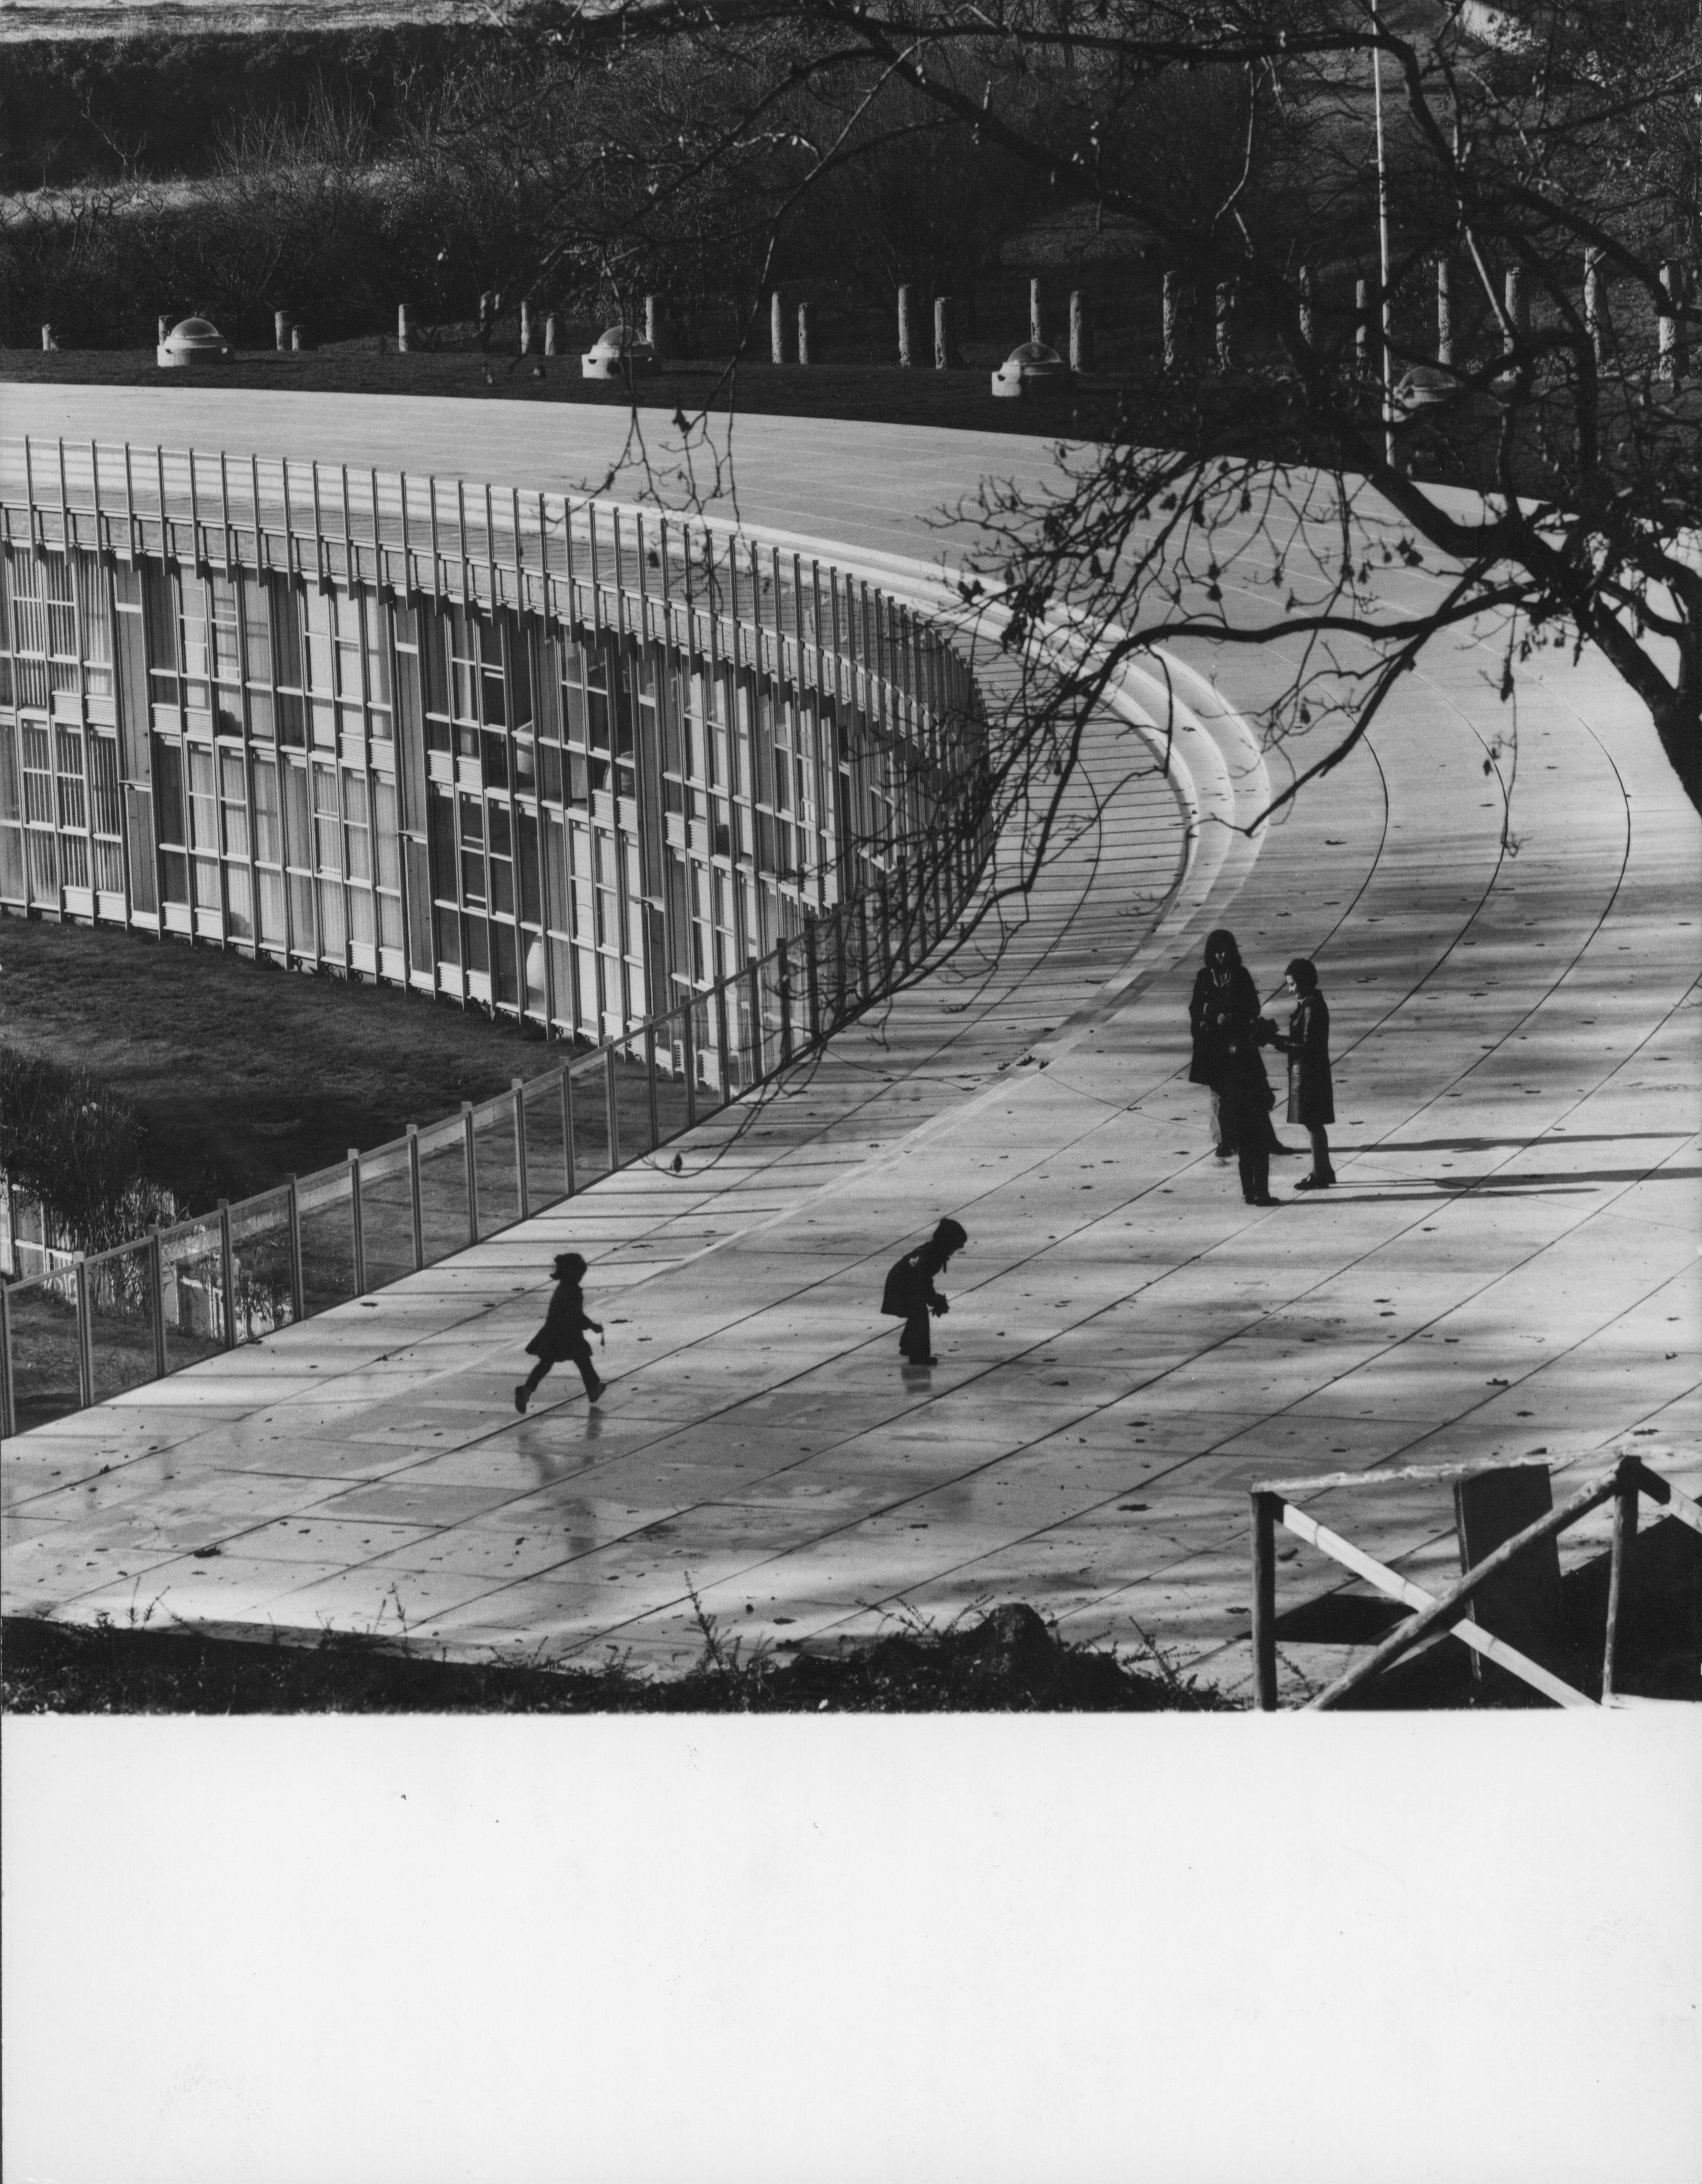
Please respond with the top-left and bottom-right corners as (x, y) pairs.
(2, 387), (1697, 1699)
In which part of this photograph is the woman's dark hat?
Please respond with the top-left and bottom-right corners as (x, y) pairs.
(552, 1252), (587, 1278)
(933, 1218), (968, 1253)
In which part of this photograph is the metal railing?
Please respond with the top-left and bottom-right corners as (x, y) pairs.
(0, 437), (979, 739)
(1249, 1452), (1702, 1709)
(0, 859), (983, 1441)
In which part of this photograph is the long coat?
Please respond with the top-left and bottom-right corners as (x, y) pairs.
(882, 1248), (946, 1321)
(1277, 993), (1335, 1127)
(1189, 964), (1263, 1088)
(526, 1278), (595, 1363)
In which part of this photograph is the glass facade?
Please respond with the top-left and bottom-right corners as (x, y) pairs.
(0, 452), (987, 1050)
(0, 502), (983, 1048)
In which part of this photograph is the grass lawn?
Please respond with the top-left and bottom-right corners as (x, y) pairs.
(0, 909), (639, 1211)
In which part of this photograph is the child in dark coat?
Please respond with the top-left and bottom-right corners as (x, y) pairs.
(881, 1218), (967, 1365)
(516, 1252), (605, 1410)
(1273, 957), (1337, 1190)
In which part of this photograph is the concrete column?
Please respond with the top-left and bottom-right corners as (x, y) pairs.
(397, 302), (410, 353)
(644, 292), (665, 358)
(771, 289), (786, 365)
(291, 324), (304, 352)
(897, 283), (917, 366)
(797, 300), (813, 365)
(934, 294), (960, 369)
(1299, 264), (1315, 351)
(1068, 288), (1092, 372)
(545, 313), (558, 358)
(1162, 271), (1183, 371)
(157, 314), (170, 346)
(1583, 248), (1606, 364)
(40, 325), (54, 350)
(1435, 253), (1453, 366)
(478, 291), (493, 352)
(1029, 277), (1043, 345)
(519, 298), (533, 354)
(1215, 280), (1236, 371)
(1356, 276), (1371, 370)
(274, 309), (290, 352)
(1659, 260), (1687, 382)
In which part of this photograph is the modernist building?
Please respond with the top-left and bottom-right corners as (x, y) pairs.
(0, 446), (989, 1058)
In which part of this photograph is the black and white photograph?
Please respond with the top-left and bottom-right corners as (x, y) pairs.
(1, 1), (1698, 2177)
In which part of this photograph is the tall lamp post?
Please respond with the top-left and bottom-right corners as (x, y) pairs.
(1371, 0), (1396, 466)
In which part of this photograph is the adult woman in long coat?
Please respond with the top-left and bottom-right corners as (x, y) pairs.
(1272, 958), (1337, 1190)
(1188, 929), (1279, 1158)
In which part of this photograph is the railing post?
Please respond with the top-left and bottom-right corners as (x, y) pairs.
(346, 1160), (365, 1298)
(804, 917), (821, 1044)
(716, 983), (732, 1096)
(748, 961), (764, 1078)
(1251, 1491), (1279, 1711)
(680, 1008), (698, 1129)
(1602, 1462), (1641, 1698)
(0, 1279), (14, 1441)
(218, 1198), (238, 1343)
(286, 1175), (305, 1322)
(560, 1065), (577, 1196)
(148, 1227), (167, 1376)
(604, 1046), (621, 1172)
(407, 1126), (424, 1269)
(777, 936), (794, 1063)
(74, 1255), (93, 1410)
(644, 1025), (660, 1151)
(462, 1102), (479, 1244)
(512, 1077), (530, 1220)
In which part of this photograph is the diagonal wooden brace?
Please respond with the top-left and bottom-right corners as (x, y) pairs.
(1279, 1504), (1593, 1711)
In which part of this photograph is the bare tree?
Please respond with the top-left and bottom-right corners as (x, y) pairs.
(517, 0), (1701, 818)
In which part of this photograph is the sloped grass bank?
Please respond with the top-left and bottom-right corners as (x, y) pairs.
(1, 1603), (1233, 1714)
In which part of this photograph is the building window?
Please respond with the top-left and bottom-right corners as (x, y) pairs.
(88, 734), (124, 895)
(363, 591), (391, 737)
(75, 555), (113, 700)
(208, 571), (242, 733)
(372, 775), (403, 951)
(312, 762), (345, 955)
(54, 725), (91, 891)
(186, 743), (221, 912)
(252, 754), (285, 945)
(21, 722), (60, 901)
(282, 756), (315, 955)
(343, 768), (375, 948)
(302, 587), (338, 747)
(220, 748), (252, 939)
(151, 734), (189, 904)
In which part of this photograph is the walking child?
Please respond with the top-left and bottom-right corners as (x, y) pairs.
(1272, 958), (1337, 1190)
(515, 1252), (606, 1410)
(881, 1219), (968, 1366)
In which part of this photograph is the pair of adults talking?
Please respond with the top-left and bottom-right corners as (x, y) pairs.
(1188, 930), (1336, 1207)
